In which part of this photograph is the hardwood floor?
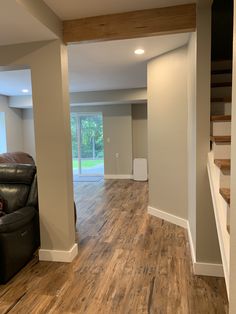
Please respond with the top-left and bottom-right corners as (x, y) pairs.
(0, 179), (228, 313)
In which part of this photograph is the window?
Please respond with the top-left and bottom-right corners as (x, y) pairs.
(71, 112), (104, 177)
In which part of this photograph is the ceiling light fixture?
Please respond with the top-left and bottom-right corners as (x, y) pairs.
(22, 89), (29, 93)
(134, 48), (145, 55)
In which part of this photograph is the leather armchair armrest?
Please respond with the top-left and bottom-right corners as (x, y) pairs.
(0, 207), (36, 233)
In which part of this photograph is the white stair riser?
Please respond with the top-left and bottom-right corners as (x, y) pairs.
(212, 121), (231, 136)
(215, 166), (230, 189)
(214, 165), (230, 235)
(211, 86), (232, 98)
(213, 143), (231, 159)
(211, 73), (232, 84)
(211, 102), (232, 115)
(212, 60), (232, 70)
(215, 162), (230, 232)
(224, 103), (232, 115)
(220, 171), (230, 189)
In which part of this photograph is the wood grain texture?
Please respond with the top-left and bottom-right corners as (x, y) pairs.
(211, 97), (231, 103)
(211, 82), (232, 88)
(0, 180), (228, 313)
(211, 115), (231, 122)
(63, 4), (196, 44)
(211, 69), (232, 75)
(214, 159), (231, 172)
(220, 187), (231, 205)
(210, 135), (231, 143)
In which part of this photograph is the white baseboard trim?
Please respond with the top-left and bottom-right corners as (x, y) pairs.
(104, 174), (133, 180)
(187, 222), (196, 265)
(148, 206), (188, 229)
(148, 208), (224, 278)
(187, 222), (224, 277)
(39, 243), (78, 262)
(193, 262), (224, 277)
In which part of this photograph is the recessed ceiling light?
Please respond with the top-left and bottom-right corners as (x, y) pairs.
(134, 49), (145, 55)
(22, 89), (29, 93)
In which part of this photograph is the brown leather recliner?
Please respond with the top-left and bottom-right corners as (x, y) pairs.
(0, 153), (76, 283)
(0, 159), (40, 284)
(0, 152), (35, 165)
(0, 152), (77, 222)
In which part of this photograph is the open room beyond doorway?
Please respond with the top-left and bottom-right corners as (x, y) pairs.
(0, 1), (231, 312)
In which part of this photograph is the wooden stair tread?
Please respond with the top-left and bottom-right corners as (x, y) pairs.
(210, 136), (231, 143)
(214, 159), (231, 171)
(211, 69), (232, 75)
(211, 97), (231, 103)
(211, 115), (231, 122)
(219, 188), (230, 205)
(211, 82), (232, 88)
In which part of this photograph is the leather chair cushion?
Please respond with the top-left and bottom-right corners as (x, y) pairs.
(0, 164), (36, 184)
(0, 152), (35, 165)
(0, 207), (36, 233)
(0, 185), (31, 214)
(0, 165), (36, 214)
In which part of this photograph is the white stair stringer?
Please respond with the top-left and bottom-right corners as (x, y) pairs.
(207, 151), (229, 297)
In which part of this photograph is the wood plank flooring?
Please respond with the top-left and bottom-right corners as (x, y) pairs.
(0, 180), (228, 313)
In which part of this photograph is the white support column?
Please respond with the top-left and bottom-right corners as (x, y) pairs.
(29, 40), (77, 261)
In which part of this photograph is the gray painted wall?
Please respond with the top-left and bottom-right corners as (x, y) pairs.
(148, 46), (188, 219)
(22, 108), (36, 159)
(132, 103), (148, 159)
(0, 95), (23, 152)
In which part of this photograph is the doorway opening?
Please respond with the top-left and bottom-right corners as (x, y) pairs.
(71, 112), (104, 181)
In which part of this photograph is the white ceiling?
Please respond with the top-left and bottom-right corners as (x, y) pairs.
(43, 0), (195, 20)
(0, 0), (57, 46)
(0, 70), (32, 96)
(0, 33), (189, 96)
(68, 33), (190, 92)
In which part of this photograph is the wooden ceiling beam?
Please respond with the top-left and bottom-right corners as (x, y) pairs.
(63, 4), (196, 44)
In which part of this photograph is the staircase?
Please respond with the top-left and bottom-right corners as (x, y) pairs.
(207, 60), (232, 296)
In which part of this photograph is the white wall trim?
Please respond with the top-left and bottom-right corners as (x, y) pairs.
(187, 222), (196, 263)
(193, 262), (224, 277)
(39, 243), (78, 262)
(148, 206), (188, 229)
(104, 174), (133, 180)
(207, 152), (229, 293)
(187, 222), (224, 278)
(148, 207), (224, 278)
